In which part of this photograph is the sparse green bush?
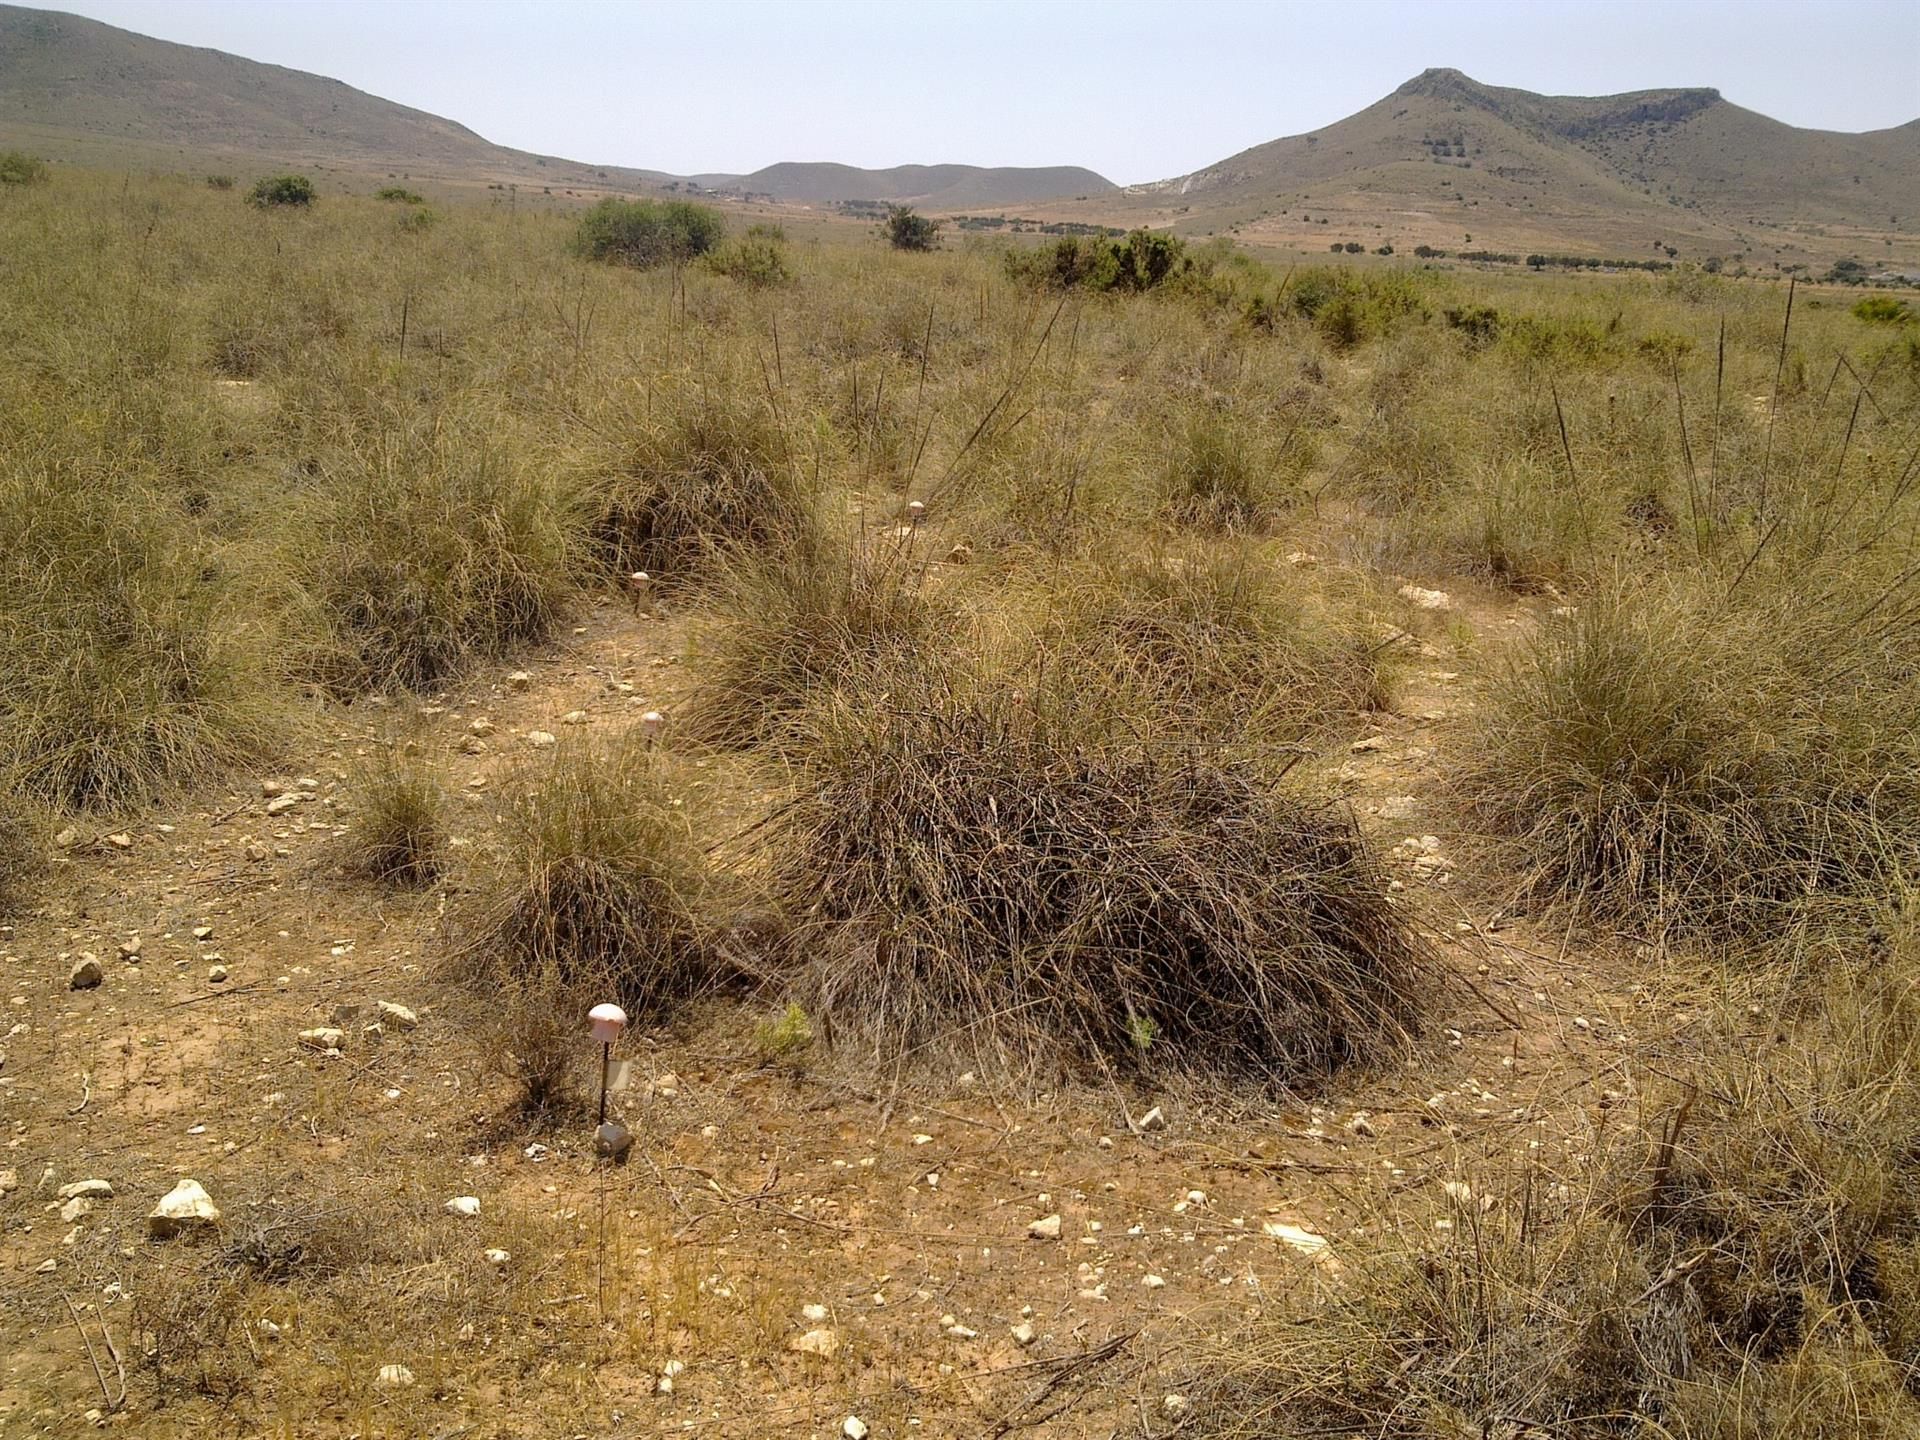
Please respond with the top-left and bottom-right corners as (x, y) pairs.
(375, 185), (424, 204)
(246, 174), (316, 208)
(0, 150), (47, 186)
(753, 1002), (814, 1060)
(573, 197), (724, 267)
(1852, 295), (1911, 325)
(772, 674), (1427, 1081)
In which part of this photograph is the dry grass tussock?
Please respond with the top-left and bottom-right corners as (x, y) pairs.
(283, 411), (575, 693)
(1035, 539), (1389, 742)
(685, 519), (957, 749)
(341, 737), (447, 887)
(770, 671), (1428, 1084)
(1457, 571), (1920, 942)
(0, 453), (285, 810)
(1195, 925), (1920, 1438)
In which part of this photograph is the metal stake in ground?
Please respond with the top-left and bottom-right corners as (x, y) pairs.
(587, 1001), (630, 1324)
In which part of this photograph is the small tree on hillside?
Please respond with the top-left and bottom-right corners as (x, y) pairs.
(886, 206), (941, 252)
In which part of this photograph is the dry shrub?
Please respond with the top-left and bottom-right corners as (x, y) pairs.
(581, 374), (810, 580)
(771, 676), (1426, 1082)
(0, 789), (44, 914)
(1152, 396), (1313, 530)
(343, 740), (446, 886)
(286, 418), (573, 693)
(686, 523), (954, 748)
(1044, 542), (1387, 740)
(0, 461), (284, 809)
(1196, 934), (1920, 1438)
(1456, 577), (1920, 941)
(458, 733), (728, 1019)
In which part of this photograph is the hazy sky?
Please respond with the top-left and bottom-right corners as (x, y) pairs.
(46, 0), (1920, 182)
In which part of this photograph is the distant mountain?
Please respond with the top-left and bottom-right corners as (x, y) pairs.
(0, 5), (1113, 208)
(686, 162), (1116, 209)
(1098, 69), (1919, 266)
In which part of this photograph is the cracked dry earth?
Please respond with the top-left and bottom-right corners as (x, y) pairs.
(0, 569), (1661, 1440)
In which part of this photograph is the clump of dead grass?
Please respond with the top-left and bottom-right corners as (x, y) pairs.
(771, 673), (1426, 1082)
(685, 520), (955, 748)
(1456, 575), (1920, 942)
(342, 739), (446, 887)
(1041, 541), (1388, 741)
(1195, 926), (1920, 1438)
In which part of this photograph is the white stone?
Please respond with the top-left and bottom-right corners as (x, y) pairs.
(58, 1179), (114, 1201)
(1010, 1321), (1036, 1346)
(1028, 1213), (1062, 1240)
(148, 1178), (220, 1238)
(526, 731), (557, 750)
(1136, 1106), (1166, 1132)
(376, 1363), (415, 1387)
(1397, 584), (1452, 611)
(445, 1196), (481, 1217)
(69, 955), (104, 990)
(483, 1248), (510, 1266)
(375, 1000), (420, 1031)
(791, 1327), (839, 1357)
(506, 670), (533, 692)
(842, 1418), (869, 1440)
(298, 1027), (346, 1052)
(802, 1303), (830, 1322)
(561, 710), (589, 726)
(1143, 1273), (1166, 1289)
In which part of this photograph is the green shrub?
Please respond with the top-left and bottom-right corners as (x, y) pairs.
(246, 174), (316, 208)
(772, 674), (1427, 1081)
(703, 223), (793, 287)
(884, 205), (941, 251)
(1005, 229), (1190, 292)
(375, 186), (424, 204)
(0, 150), (48, 186)
(285, 419), (575, 693)
(572, 197), (724, 267)
(1852, 295), (1911, 325)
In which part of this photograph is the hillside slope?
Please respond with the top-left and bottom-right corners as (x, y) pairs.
(0, 5), (1112, 207)
(0, 3), (665, 189)
(1091, 69), (1919, 267)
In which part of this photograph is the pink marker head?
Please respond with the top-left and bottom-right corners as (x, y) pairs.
(640, 710), (665, 738)
(629, 571), (651, 591)
(587, 1002), (628, 1044)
